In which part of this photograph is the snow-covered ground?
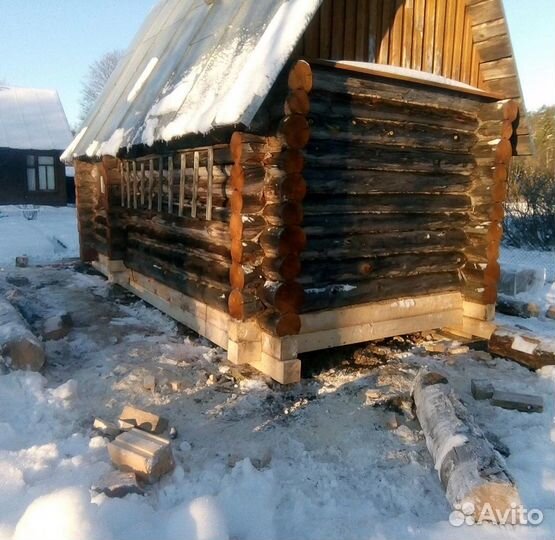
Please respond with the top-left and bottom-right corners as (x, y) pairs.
(0, 206), (79, 269)
(0, 265), (554, 540)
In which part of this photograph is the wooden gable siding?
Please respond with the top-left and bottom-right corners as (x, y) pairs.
(301, 0), (481, 85)
(299, 0), (532, 154)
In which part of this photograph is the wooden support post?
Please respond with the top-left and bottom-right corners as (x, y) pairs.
(148, 158), (154, 210)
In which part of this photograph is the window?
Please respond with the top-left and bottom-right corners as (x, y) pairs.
(26, 155), (56, 191)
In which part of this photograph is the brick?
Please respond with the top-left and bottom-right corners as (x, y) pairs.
(491, 390), (544, 413)
(471, 379), (495, 400)
(119, 405), (168, 434)
(107, 428), (175, 483)
(92, 471), (144, 498)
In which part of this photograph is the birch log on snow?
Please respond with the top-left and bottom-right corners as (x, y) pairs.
(412, 369), (520, 523)
(0, 299), (45, 371)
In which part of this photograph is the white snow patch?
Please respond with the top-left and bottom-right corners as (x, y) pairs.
(13, 487), (111, 540)
(215, 0), (321, 126)
(127, 57), (159, 103)
(61, 125), (87, 162)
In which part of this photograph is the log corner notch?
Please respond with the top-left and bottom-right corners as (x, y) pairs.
(448, 99), (519, 340)
(226, 60), (312, 384)
(413, 369), (521, 523)
(76, 156), (127, 282)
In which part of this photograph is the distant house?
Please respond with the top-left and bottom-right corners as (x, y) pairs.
(0, 86), (73, 205)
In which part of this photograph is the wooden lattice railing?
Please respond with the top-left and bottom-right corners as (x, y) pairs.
(120, 147), (218, 220)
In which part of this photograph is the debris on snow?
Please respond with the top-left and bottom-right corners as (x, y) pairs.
(92, 470), (144, 498)
(15, 256), (29, 268)
(491, 390), (544, 413)
(471, 378), (495, 400)
(93, 417), (121, 439)
(42, 312), (73, 341)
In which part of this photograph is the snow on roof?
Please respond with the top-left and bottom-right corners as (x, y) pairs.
(62, 0), (322, 162)
(0, 86), (73, 151)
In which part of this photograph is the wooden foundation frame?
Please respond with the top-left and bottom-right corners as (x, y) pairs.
(93, 255), (466, 383)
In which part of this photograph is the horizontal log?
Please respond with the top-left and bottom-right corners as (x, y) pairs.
(228, 289), (264, 321)
(302, 212), (470, 236)
(300, 252), (465, 285)
(278, 114), (310, 149)
(309, 116), (477, 153)
(259, 281), (305, 313)
(229, 213), (266, 242)
(304, 140), (476, 174)
(301, 271), (461, 312)
(303, 230), (468, 259)
(257, 310), (301, 337)
(125, 212), (231, 258)
(285, 89), (310, 116)
(263, 171), (307, 202)
(311, 65), (486, 114)
(127, 232), (230, 281)
(309, 91), (479, 132)
(230, 132), (283, 164)
(288, 60), (313, 92)
(261, 255), (302, 281)
(229, 262), (264, 290)
(304, 169), (472, 195)
(230, 238), (264, 265)
(263, 202), (304, 226)
(302, 193), (471, 215)
(124, 250), (229, 311)
(259, 227), (307, 257)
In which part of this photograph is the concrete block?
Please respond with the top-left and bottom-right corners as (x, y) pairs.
(107, 428), (175, 483)
(119, 405), (168, 434)
(42, 312), (73, 340)
(491, 390), (544, 413)
(92, 471), (144, 498)
(471, 379), (495, 400)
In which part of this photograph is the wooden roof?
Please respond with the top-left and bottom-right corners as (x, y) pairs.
(298, 0), (532, 155)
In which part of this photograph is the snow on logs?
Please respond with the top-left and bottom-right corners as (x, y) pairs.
(413, 369), (520, 523)
(228, 61), (311, 336)
(0, 299), (45, 371)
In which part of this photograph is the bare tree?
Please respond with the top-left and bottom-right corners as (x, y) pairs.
(78, 50), (123, 125)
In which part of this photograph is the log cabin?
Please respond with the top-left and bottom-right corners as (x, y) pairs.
(0, 86), (72, 206)
(63, 0), (531, 383)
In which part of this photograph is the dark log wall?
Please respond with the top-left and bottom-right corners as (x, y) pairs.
(0, 148), (67, 206)
(77, 147), (235, 312)
(298, 0), (531, 154)
(299, 62), (502, 313)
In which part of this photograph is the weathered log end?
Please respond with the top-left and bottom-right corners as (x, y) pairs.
(413, 369), (521, 523)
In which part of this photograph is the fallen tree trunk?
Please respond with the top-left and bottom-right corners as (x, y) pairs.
(0, 299), (45, 371)
(412, 369), (520, 523)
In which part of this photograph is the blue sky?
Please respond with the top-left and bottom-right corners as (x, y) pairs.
(1, 0), (553, 129)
